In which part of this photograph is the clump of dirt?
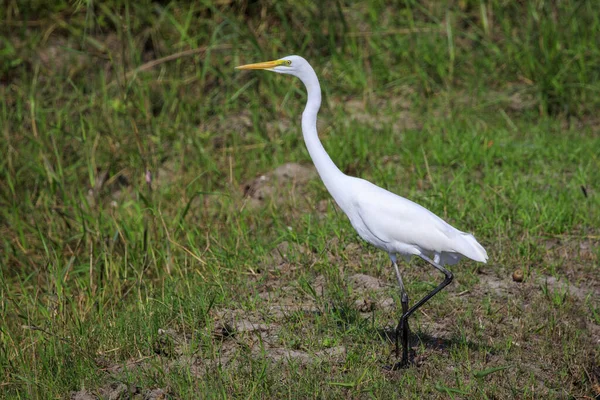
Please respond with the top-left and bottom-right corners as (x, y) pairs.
(243, 162), (317, 208)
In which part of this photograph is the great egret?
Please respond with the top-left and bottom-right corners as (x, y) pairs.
(236, 55), (488, 368)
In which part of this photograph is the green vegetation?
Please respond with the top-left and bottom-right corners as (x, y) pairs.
(1, 0), (599, 398)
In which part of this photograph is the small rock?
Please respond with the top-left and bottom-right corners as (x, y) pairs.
(512, 269), (524, 282)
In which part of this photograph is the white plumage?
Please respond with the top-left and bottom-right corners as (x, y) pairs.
(344, 177), (488, 265)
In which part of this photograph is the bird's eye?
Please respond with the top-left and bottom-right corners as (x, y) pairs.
(285, 60), (292, 66)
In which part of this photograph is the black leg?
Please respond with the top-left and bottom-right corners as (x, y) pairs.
(393, 254), (454, 368)
(392, 261), (409, 359)
(400, 291), (409, 362)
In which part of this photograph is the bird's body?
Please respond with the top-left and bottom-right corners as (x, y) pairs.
(338, 176), (488, 265)
(236, 55), (488, 367)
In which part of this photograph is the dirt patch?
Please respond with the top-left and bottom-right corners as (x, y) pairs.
(266, 303), (321, 319)
(243, 162), (317, 208)
(484, 87), (538, 112)
(74, 260), (599, 398)
(538, 275), (599, 302)
(349, 273), (388, 291)
(260, 240), (311, 275)
(70, 243), (600, 398)
(267, 345), (346, 363)
(213, 110), (254, 143)
(231, 319), (271, 333)
(213, 309), (275, 333)
(422, 321), (455, 345)
(348, 273), (395, 313)
(342, 97), (419, 131)
(543, 237), (599, 270)
(71, 384), (167, 400)
(474, 266), (600, 308)
(71, 391), (96, 400)
(205, 305), (346, 369)
(476, 269), (515, 297)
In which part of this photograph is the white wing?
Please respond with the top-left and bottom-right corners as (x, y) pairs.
(348, 178), (487, 263)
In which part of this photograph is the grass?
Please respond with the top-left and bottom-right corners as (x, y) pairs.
(1, 0), (599, 398)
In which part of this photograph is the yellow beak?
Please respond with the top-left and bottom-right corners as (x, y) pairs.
(235, 60), (283, 70)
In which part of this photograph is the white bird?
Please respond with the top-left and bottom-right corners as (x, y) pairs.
(236, 55), (488, 368)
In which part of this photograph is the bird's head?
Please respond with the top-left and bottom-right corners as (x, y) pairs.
(236, 55), (310, 78)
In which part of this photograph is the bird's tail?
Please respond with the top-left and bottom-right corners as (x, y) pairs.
(454, 233), (488, 263)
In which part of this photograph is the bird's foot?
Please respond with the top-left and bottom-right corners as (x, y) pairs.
(384, 346), (414, 371)
(391, 360), (411, 370)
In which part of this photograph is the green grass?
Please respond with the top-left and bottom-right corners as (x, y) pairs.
(1, 0), (599, 398)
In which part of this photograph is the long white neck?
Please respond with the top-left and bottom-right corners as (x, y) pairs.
(296, 66), (348, 203)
